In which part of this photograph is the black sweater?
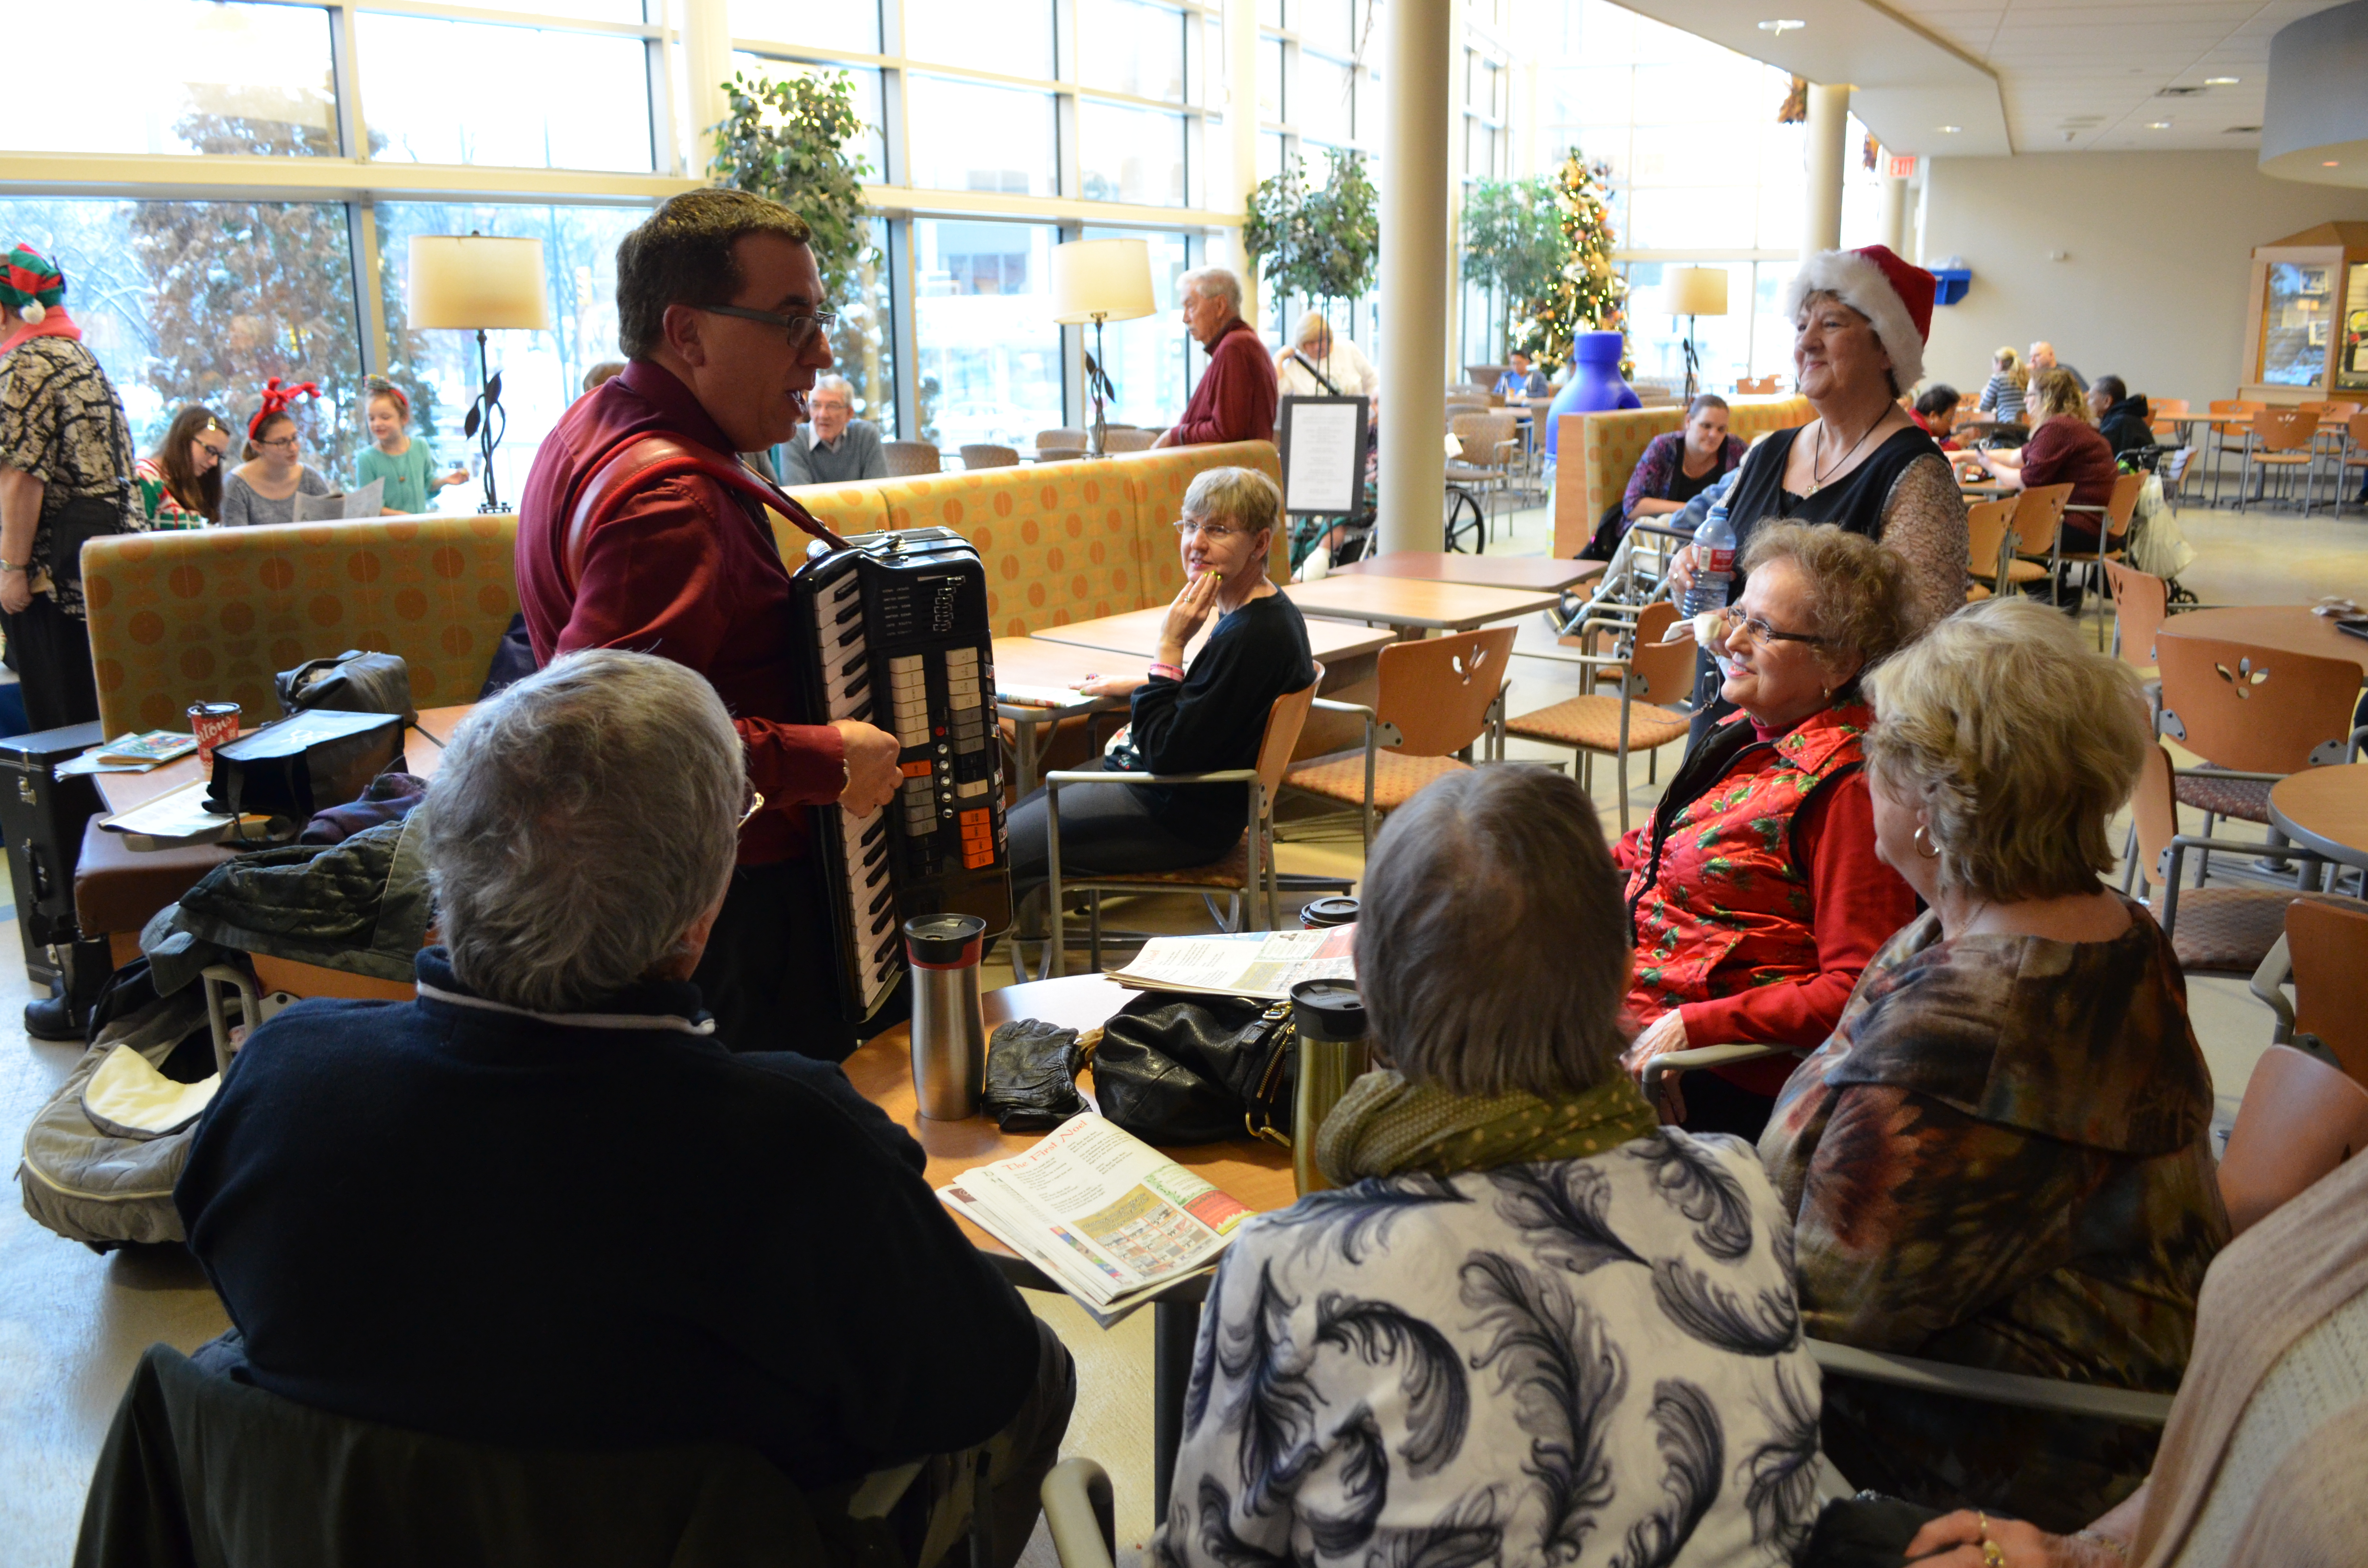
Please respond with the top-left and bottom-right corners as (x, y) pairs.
(175, 949), (1041, 1487)
(1123, 590), (1315, 850)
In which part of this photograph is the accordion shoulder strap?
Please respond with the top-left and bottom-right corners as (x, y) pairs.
(563, 434), (853, 592)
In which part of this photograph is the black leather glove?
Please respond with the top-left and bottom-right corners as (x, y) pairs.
(982, 1018), (1086, 1132)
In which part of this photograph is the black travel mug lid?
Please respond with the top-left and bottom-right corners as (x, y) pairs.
(1298, 895), (1360, 929)
(904, 913), (986, 968)
(1290, 979), (1366, 1042)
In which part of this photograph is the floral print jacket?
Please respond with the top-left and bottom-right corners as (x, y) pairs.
(1759, 897), (2228, 1530)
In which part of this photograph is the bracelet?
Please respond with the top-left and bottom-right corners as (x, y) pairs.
(0, 561), (22, 574)
(1147, 662), (1184, 682)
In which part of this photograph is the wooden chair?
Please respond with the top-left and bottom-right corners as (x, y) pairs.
(2147, 397), (2189, 440)
(1503, 601), (1695, 833)
(881, 440), (941, 477)
(1102, 428), (1157, 453)
(1041, 672), (1321, 977)
(1962, 497), (2030, 602)
(2153, 631), (2361, 884)
(2103, 560), (2171, 674)
(1287, 628), (1514, 846)
(2130, 744), (2356, 976)
(1035, 427), (1088, 459)
(959, 443), (1019, 470)
(2205, 398), (2266, 502)
(2340, 412), (2368, 511)
(1446, 411), (1521, 545)
(2219, 900), (2368, 1234)
(2156, 444), (2203, 514)
(2007, 482), (2074, 591)
(2061, 471), (2144, 647)
(2234, 407), (2321, 514)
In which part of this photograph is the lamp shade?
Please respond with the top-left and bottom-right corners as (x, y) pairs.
(1658, 267), (1729, 317)
(407, 234), (550, 331)
(1051, 237), (1156, 325)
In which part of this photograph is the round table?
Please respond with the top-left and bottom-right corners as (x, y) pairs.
(2153, 605), (2368, 674)
(2270, 764), (2368, 873)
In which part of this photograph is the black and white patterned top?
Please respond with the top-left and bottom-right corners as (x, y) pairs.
(0, 335), (140, 616)
(1155, 1130), (1823, 1568)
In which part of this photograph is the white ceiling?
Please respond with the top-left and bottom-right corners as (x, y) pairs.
(1603, 0), (2346, 158)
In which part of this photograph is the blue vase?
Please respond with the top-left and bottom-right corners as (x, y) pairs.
(1542, 330), (1640, 460)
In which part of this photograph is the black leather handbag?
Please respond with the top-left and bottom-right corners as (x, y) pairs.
(276, 650), (418, 728)
(1091, 992), (1296, 1147)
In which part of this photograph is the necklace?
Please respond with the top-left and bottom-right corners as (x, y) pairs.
(1804, 414), (1885, 495)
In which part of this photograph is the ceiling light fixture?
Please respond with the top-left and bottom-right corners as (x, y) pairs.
(2327, 160), (2343, 167)
(1936, 124), (1962, 133)
(2204, 76), (2239, 85)
(2147, 121), (2172, 129)
(1757, 18), (1806, 33)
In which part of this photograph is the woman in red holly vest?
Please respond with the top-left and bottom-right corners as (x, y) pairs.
(1617, 522), (1923, 1139)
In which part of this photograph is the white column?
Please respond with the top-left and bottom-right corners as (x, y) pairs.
(681, 0), (734, 179)
(1214, 0), (1261, 323)
(1802, 82), (1849, 257)
(1877, 172), (1909, 255)
(1376, 0), (1454, 557)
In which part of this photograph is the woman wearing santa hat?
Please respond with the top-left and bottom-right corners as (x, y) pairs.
(1673, 245), (1969, 735)
(0, 243), (140, 735)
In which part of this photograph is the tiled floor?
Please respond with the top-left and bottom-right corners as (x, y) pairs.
(2, 487), (2362, 1566)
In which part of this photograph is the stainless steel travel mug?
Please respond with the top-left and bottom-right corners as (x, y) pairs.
(1298, 895), (1359, 929)
(906, 914), (988, 1120)
(1290, 978), (1370, 1196)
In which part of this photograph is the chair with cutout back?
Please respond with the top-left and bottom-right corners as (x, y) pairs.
(1503, 601), (1696, 833)
(1287, 628), (1514, 846)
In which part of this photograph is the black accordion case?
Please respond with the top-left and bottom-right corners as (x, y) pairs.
(789, 526), (1014, 1022)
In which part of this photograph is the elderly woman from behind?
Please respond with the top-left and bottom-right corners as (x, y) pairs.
(1619, 523), (1922, 1140)
(1762, 598), (2227, 1532)
(1157, 764), (1825, 1568)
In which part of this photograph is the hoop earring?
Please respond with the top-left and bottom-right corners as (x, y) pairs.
(1912, 824), (1941, 860)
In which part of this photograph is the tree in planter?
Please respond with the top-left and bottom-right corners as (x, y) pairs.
(1302, 148), (1378, 340)
(707, 69), (895, 434)
(1513, 149), (1628, 375)
(1243, 160), (1317, 331)
(1461, 175), (1562, 359)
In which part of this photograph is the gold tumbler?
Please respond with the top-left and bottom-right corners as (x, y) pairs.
(1290, 978), (1370, 1195)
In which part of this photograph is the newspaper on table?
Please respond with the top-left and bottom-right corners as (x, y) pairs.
(1107, 925), (1356, 1001)
(940, 1114), (1252, 1324)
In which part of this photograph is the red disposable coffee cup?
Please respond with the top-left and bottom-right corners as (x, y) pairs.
(189, 702), (241, 767)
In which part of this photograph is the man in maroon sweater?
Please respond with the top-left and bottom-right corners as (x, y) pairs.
(515, 189), (902, 1061)
(1154, 267), (1277, 449)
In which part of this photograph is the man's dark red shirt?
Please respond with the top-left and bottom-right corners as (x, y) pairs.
(1171, 318), (1278, 446)
(515, 360), (845, 866)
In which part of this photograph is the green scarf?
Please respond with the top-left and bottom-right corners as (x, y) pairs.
(1314, 1068), (1662, 1185)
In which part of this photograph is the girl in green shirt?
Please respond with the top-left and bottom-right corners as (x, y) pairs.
(357, 379), (468, 515)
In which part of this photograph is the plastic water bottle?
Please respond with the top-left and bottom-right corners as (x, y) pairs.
(1680, 499), (1736, 618)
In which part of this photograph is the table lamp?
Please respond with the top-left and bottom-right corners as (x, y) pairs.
(407, 233), (549, 513)
(1051, 238), (1157, 458)
(1658, 267), (1728, 402)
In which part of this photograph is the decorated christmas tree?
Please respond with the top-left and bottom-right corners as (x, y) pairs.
(1513, 149), (1628, 374)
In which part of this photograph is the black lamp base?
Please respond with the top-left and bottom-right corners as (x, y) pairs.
(464, 326), (509, 514)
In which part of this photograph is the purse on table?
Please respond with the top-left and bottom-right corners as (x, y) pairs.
(1091, 992), (1296, 1147)
(276, 650), (419, 728)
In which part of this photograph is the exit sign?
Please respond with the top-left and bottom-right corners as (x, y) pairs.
(1886, 154), (1920, 179)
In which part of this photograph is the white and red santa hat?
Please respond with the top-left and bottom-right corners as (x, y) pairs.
(1782, 244), (1935, 389)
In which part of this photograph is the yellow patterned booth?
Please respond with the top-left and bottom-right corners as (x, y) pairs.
(81, 441), (1281, 739)
(1551, 396), (1812, 558)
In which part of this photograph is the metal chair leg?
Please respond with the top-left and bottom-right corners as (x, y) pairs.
(1088, 890), (1103, 973)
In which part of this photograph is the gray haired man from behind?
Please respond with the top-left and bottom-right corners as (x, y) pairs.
(175, 648), (1073, 1562)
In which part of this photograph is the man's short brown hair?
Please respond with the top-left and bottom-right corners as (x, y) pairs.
(615, 189), (813, 360)
(1356, 765), (1631, 1097)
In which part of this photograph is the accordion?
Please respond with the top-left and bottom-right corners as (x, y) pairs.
(789, 526), (1014, 1022)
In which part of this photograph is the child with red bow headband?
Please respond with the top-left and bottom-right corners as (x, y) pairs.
(357, 376), (468, 515)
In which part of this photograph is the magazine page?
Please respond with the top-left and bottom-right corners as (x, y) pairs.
(938, 1115), (1251, 1317)
(1107, 925), (1356, 1000)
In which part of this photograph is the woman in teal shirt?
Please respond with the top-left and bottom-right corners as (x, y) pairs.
(357, 378), (468, 514)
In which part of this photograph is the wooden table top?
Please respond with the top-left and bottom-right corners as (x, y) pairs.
(1282, 575), (1563, 631)
(1331, 551), (1604, 593)
(1029, 607), (1395, 663)
(838, 973), (1299, 1268)
(2155, 605), (2368, 675)
(2270, 765), (2368, 871)
(989, 637), (1134, 707)
(94, 705), (467, 815)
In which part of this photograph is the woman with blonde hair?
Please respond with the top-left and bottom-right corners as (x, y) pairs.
(1273, 310), (1377, 404)
(1978, 343), (2028, 424)
(1762, 597), (2226, 1531)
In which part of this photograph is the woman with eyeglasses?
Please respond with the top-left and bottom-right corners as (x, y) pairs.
(135, 406), (231, 527)
(1001, 466), (1313, 902)
(220, 380), (331, 527)
(1617, 522), (1922, 1140)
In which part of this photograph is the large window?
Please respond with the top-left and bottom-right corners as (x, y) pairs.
(0, 196), (365, 475)
(358, 17), (655, 172)
(907, 78), (1059, 196)
(10, 0), (336, 159)
(1081, 0), (1188, 102)
(377, 202), (644, 505)
(732, 54), (889, 183)
(1080, 105), (1188, 207)
(912, 220), (1062, 450)
(1081, 228), (1191, 429)
(901, 0), (1054, 80)
(732, 0), (881, 55)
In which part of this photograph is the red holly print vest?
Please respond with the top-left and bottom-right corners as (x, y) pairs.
(1624, 703), (1874, 1025)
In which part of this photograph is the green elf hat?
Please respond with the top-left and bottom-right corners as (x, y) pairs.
(1, 245), (66, 325)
